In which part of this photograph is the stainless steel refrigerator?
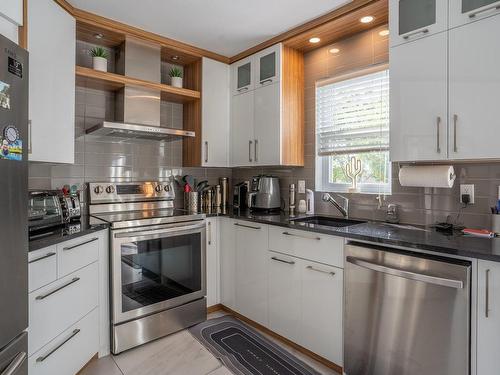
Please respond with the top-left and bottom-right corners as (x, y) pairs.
(0, 33), (29, 375)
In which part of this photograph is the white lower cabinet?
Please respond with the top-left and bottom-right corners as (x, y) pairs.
(477, 260), (500, 375)
(234, 221), (269, 326)
(29, 309), (99, 375)
(220, 217), (236, 309)
(268, 252), (301, 342)
(206, 218), (220, 307)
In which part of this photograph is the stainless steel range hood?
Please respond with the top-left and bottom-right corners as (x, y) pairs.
(85, 37), (193, 141)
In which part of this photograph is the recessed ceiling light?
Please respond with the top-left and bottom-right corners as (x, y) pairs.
(360, 16), (374, 23)
(329, 48), (340, 54)
(171, 55), (180, 61)
(94, 33), (104, 39)
(309, 37), (321, 44)
(379, 29), (390, 36)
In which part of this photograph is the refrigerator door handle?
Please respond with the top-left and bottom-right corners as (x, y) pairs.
(346, 256), (464, 289)
(1, 351), (27, 375)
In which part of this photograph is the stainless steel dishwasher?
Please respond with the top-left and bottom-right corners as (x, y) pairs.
(344, 242), (471, 375)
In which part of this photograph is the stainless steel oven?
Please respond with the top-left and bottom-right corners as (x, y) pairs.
(89, 181), (207, 354)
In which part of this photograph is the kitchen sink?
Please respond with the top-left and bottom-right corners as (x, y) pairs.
(291, 216), (366, 228)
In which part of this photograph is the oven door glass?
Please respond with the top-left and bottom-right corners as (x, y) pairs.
(112, 222), (206, 322)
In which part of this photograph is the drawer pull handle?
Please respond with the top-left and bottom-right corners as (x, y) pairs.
(260, 79), (273, 85)
(486, 268), (491, 318)
(234, 222), (261, 230)
(36, 329), (80, 362)
(271, 256), (295, 265)
(306, 265), (335, 276)
(282, 231), (321, 241)
(35, 277), (80, 300)
(237, 87), (249, 92)
(402, 28), (429, 40)
(208, 221), (212, 245)
(63, 237), (98, 251)
(29, 252), (56, 264)
(469, 4), (500, 18)
(1, 351), (27, 375)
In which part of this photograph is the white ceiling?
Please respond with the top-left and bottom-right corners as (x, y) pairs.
(68, 0), (352, 57)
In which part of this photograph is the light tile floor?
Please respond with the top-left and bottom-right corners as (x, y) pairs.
(80, 311), (339, 375)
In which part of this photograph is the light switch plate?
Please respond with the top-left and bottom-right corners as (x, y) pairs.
(298, 180), (306, 194)
(460, 184), (475, 204)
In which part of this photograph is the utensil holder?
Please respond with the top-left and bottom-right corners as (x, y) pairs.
(184, 192), (199, 212)
(492, 214), (500, 234)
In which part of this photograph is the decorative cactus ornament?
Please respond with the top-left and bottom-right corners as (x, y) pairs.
(345, 156), (362, 193)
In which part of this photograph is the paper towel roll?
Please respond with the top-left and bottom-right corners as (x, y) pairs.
(399, 165), (456, 188)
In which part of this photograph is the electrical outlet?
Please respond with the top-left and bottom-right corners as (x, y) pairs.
(460, 184), (475, 204)
(297, 180), (306, 194)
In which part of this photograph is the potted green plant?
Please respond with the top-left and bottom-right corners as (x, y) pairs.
(90, 46), (109, 72)
(169, 67), (183, 88)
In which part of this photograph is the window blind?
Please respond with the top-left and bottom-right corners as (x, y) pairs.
(316, 66), (389, 156)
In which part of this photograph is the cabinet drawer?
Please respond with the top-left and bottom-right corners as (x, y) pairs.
(29, 262), (98, 355)
(268, 226), (344, 267)
(57, 234), (99, 278)
(29, 308), (99, 375)
(29, 246), (57, 292)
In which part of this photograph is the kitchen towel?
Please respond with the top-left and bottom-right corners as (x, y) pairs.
(399, 165), (456, 188)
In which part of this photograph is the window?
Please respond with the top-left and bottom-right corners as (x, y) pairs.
(315, 65), (391, 194)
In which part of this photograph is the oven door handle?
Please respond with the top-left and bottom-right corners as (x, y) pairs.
(114, 221), (206, 240)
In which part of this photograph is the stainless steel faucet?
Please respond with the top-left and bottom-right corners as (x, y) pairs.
(322, 193), (349, 218)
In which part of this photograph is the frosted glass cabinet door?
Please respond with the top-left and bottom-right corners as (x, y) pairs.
(389, 0), (447, 46)
(231, 56), (254, 95)
(450, 0), (500, 27)
(254, 44), (281, 87)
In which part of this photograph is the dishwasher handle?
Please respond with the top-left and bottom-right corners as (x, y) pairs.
(346, 256), (464, 289)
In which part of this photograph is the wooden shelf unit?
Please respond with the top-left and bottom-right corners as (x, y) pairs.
(75, 66), (200, 103)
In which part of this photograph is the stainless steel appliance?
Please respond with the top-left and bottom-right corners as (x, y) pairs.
(0, 34), (28, 375)
(60, 193), (81, 221)
(233, 182), (248, 209)
(28, 191), (64, 232)
(247, 176), (281, 211)
(344, 242), (471, 375)
(89, 181), (207, 354)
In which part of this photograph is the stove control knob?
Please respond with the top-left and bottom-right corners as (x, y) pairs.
(164, 185), (170, 192)
(106, 185), (115, 194)
(94, 185), (104, 194)
(155, 185), (163, 193)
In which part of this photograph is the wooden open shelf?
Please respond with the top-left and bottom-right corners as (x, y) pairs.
(75, 66), (201, 103)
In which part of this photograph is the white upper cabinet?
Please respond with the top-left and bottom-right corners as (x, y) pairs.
(231, 56), (254, 96)
(254, 44), (281, 87)
(28, 0), (75, 164)
(449, 0), (500, 27)
(390, 33), (448, 162)
(231, 90), (255, 166)
(448, 13), (500, 159)
(0, 0), (23, 26)
(389, 0), (448, 46)
(202, 58), (230, 167)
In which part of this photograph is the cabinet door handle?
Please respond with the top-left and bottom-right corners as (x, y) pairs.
(234, 222), (261, 230)
(248, 140), (253, 162)
(260, 79), (273, 85)
(254, 139), (258, 162)
(271, 256), (295, 265)
(28, 120), (32, 154)
(207, 221), (212, 245)
(1, 351), (27, 375)
(486, 268), (491, 318)
(204, 141), (209, 163)
(29, 252), (56, 264)
(436, 116), (441, 154)
(402, 28), (429, 40)
(306, 265), (335, 276)
(63, 237), (98, 251)
(453, 114), (458, 152)
(35, 277), (80, 300)
(469, 4), (500, 18)
(36, 329), (80, 362)
(237, 87), (249, 92)
(282, 231), (321, 241)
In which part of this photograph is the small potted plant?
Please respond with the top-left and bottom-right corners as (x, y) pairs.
(169, 67), (183, 88)
(90, 46), (109, 72)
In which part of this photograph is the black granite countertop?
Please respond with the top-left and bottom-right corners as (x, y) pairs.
(29, 216), (108, 252)
(205, 207), (500, 262)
